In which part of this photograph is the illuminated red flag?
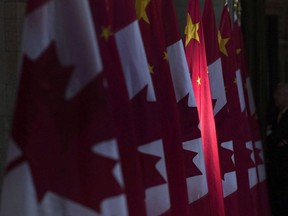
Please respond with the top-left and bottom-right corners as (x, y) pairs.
(233, 17), (271, 216)
(162, 0), (211, 215)
(184, 0), (225, 215)
(202, 0), (240, 216)
(219, 4), (260, 216)
(136, 0), (191, 215)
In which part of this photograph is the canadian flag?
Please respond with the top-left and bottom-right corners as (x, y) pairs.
(233, 16), (271, 216)
(218, 4), (261, 216)
(136, 0), (191, 215)
(1, 0), (149, 215)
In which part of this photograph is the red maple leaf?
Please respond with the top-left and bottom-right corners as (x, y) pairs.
(8, 42), (122, 213)
(130, 86), (162, 143)
(218, 147), (235, 180)
(130, 86), (168, 188)
(177, 94), (203, 177)
(139, 153), (166, 188)
(177, 94), (201, 141)
(183, 149), (202, 177)
(254, 146), (263, 165)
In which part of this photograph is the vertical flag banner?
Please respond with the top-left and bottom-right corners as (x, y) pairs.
(88, 0), (158, 215)
(233, 17), (271, 216)
(202, 0), (240, 216)
(136, 0), (190, 215)
(0, 0), (132, 215)
(162, 0), (210, 215)
(219, 4), (260, 216)
(184, 0), (225, 215)
(1, 0), (150, 215)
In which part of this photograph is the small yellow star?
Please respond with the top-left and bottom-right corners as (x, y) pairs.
(218, 31), (230, 56)
(100, 26), (113, 41)
(196, 76), (201, 86)
(184, 14), (200, 47)
(136, 0), (151, 24)
(148, 64), (154, 74)
(236, 48), (241, 55)
(163, 51), (169, 62)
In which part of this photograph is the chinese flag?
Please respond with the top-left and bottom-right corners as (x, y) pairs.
(202, 0), (240, 216)
(162, 0), (211, 215)
(219, 4), (260, 216)
(233, 17), (271, 216)
(136, 0), (191, 215)
(184, 0), (225, 216)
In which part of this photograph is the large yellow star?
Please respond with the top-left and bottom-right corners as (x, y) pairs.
(100, 26), (113, 41)
(218, 31), (230, 56)
(136, 0), (151, 24)
(184, 14), (200, 47)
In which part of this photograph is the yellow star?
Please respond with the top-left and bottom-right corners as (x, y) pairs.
(100, 26), (113, 41)
(218, 31), (230, 56)
(184, 14), (200, 47)
(136, 0), (151, 24)
(196, 76), (201, 86)
(163, 51), (169, 62)
(236, 48), (241, 55)
(148, 64), (154, 74)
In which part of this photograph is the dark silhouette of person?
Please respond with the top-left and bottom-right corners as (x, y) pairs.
(267, 83), (288, 216)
